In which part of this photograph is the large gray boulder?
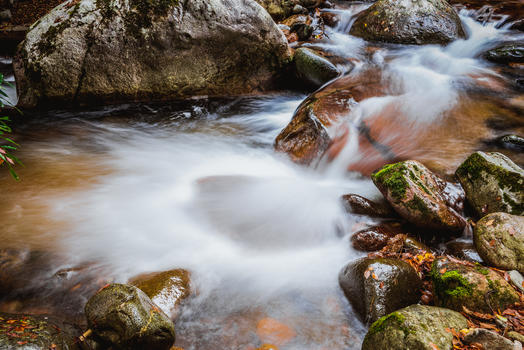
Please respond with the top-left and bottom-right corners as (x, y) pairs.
(14, 0), (291, 109)
(474, 212), (524, 274)
(456, 151), (524, 216)
(362, 305), (468, 350)
(349, 0), (466, 45)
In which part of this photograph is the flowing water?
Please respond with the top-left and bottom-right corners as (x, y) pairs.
(0, 2), (523, 349)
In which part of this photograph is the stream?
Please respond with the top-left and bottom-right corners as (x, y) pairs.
(0, 1), (523, 349)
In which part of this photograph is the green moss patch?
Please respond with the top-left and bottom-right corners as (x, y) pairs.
(368, 311), (408, 337)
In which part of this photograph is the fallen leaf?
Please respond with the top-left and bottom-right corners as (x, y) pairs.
(440, 268), (447, 274)
(429, 342), (439, 350)
(485, 219), (494, 226)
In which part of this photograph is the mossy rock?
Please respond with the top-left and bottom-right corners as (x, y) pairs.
(431, 258), (519, 313)
(455, 151), (524, 216)
(371, 160), (466, 232)
(362, 305), (468, 350)
(0, 312), (80, 350)
(129, 269), (191, 316)
(474, 212), (524, 274)
(338, 257), (421, 324)
(349, 0), (466, 45)
(486, 44), (524, 64)
(294, 48), (340, 88)
(85, 283), (175, 350)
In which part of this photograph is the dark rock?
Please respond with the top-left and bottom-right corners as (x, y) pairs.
(486, 44), (524, 64)
(497, 134), (524, 151)
(456, 151), (524, 216)
(362, 305), (468, 350)
(0, 312), (79, 350)
(349, 0), (466, 45)
(350, 221), (405, 251)
(282, 14), (313, 41)
(14, 0), (291, 109)
(431, 257), (519, 313)
(294, 47), (340, 88)
(85, 284), (175, 350)
(338, 257), (421, 324)
(341, 193), (395, 218)
(444, 239), (483, 263)
(372, 160), (467, 232)
(129, 269), (191, 316)
(0, 9), (11, 22)
(474, 212), (524, 274)
(463, 328), (518, 350)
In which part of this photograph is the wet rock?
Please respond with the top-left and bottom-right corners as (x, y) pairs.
(341, 193), (395, 218)
(486, 44), (524, 64)
(431, 257), (519, 313)
(319, 11), (338, 27)
(294, 47), (340, 88)
(292, 4), (307, 14)
(129, 269), (191, 316)
(338, 257), (421, 324)
(474, 212), (524, 273)
(85, 284), (175, 350)
(0, 312), (79, 350)
(350, 221), (404, 251)
(349, 0), (466, 45)
(444, 239), (483, 263)
(362, 305), (468, 350)
(508, 270), (524, 293)
(0, 9), (11, 22)
(372, 160), (466, 232)
(463, 328), (518, 350)
(256, 318), (296, 346)
(456, 151), (524, 216)
(282, 14), (313, 41)
(497, 134), (524, 152)
(14, 0), (291, 109)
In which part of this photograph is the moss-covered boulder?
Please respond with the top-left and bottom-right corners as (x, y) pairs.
(85, 283), (175, 350)
(455, 151), (524, 216)
(349, 0), (466, 45)
(14, 0), (291, 109)
(371, 160), (466, 232)
(362, 305), (468, 350)
(474, 212), (524, 274)
(0, 312), (80, 350)
(129, 269), (191, 316)
(338, 257), (421, 324)
(486, 44), (524, 64)
(431, 258), (519, 313)
(294, 48), (340, 88)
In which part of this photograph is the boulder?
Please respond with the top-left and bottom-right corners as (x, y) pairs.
(14, 0), (291, 109)
(431, 257), (519, 313)
(0, 312), (79, 350)
(338, 257), (421, 324)
(129, 269), (191, 316)
(341, 193), (395, 218)
(455, 151), (524, 216)
(474, 212), (524, 274)
(349, 0), (466, 45)
(463, 328), (518, 350)
(293, 47), (340, 88)
(371, 160), (466, 232)
(85, 283), (175, 350)
(486, 44), (524, 64)
(362, 305), (468, 350)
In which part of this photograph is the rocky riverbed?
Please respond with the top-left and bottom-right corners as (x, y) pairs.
(0, 0), (523, 349)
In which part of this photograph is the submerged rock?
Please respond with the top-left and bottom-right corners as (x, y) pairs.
(486, 44), (524, 64)
(455, 151), (524, 216)
(14, 0), (291, 109)
(0, 312), (79, 350)
(294, 48), (340, 88)
(431, 257), (519, 313)
(474, 212), (524, 274)
(338, 257), (421, 324)
(341, 193), (395, 218)
(129, 269), (191, 316)
(371, 160), (466, 232)
(85, 283), (175, 350)
(349, 0), (466, 45)
(362, 305), (468, 350)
